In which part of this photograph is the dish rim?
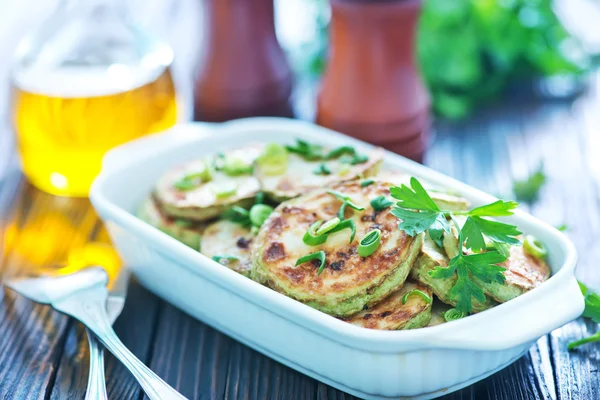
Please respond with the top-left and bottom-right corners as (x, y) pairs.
(90, 117), (582, 354)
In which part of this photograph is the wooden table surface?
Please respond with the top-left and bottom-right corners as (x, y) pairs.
(1, 2), (600, 398)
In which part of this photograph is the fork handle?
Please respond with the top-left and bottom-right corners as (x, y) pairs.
(85, 329), (108, 400)
(54, 286), (187, 400)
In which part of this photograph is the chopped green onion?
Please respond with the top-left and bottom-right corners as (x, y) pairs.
(327, 218), (357, 243)
(358, 229), (381, 257)
(341, 153), (369, 165)
(285, 139), (324, 160)
(249, 204), (274, 228)
(316, 217), (341, 235)
(174, 219), (193, 228)
(523, 235), (548, 260)
(212, 255), (239, 264)
(326, 146), (355, 159)
(295, 251), (327, 275)
(303, 221), (329, 246)
(401, 289), (432, 305)
(556, 224), (568, 232)
(327, 190), (365, 219)
(443, 308), (466, 322)
(222, 156), (253, 176)
(257, 143), (289, 176)
(173, 163), (212, 191)
(361, 179), (375, 187)
(370, 196), (394, 211)
(213, 182), (238, 198)
(338, 164), (352, 176)
(313, 163), (331, 175)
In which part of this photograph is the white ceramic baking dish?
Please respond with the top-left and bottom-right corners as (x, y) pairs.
(90, 117), (583, 399)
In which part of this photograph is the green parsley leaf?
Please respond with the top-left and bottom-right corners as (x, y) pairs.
(513, 163), (546, 203)
(313, 163), (331, 175)
(431, 251), (506, 314)
(468, 200), (519, 217)
(390, 208), (449, 237)
(579, 281), (600, 323)
(461, 216), (521, 252)
(569, 282), (600, 349)
(390, 177), (441, 212)
(370, 196), (394, 211)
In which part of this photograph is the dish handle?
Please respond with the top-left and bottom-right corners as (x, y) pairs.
(101, 122), (218, 173)
(436, 275), (584, 350)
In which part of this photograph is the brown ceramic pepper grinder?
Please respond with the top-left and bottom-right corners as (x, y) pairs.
(194, 0), (293, 122)
(316, 0), (430, 161)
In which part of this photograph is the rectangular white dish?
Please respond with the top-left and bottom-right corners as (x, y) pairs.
(90, 117), (583, 399)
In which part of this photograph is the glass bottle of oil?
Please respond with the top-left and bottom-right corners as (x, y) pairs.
(11, 0), (177, 197)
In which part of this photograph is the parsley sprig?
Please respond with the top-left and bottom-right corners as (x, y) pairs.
(390, 177), (523, 314)
(568, 282), (600, 350)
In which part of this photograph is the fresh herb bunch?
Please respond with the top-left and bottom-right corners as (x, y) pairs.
(300, 0), (590, 119)
(390, 177), (522, 314)
(568, 282), (600, 350)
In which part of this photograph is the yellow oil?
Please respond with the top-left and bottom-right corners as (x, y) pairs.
(12, 66), (177, 197)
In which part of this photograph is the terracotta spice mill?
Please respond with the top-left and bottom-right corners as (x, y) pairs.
(316, 0), (430, 161)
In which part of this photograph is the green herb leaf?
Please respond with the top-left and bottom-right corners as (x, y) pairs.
(361, 179), (375, 187)
(390, 177), (441, 212)
(431, 251), (506, 314)
(402, 289), (432, 305)
(461, 216), (521, 252)
(468, 200), (519, 217)
(391, 208), (449, 237)
(296, 251), (327, 275)
(370, 196), (394, 211)
(569, 282), (600, 349)
(313, 163), (331, 175)
(513, 163), (546, 203)
(358, 229), (381, 257)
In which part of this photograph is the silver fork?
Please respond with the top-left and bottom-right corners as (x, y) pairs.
(7, 267), (187, 400)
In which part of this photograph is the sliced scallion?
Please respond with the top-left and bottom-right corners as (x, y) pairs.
(257, 143), (289, 176)
(303, 221), (329, 246)
(327, 218), (357, 243)
(214, 182), (238, 198)
(401, 289), (432, 305)
(249, 204), (274, 228)
(523, 235), (548, 260)
(295, 251), (327, 275)
(313, 163), (331, 175)
(358, 229), (381, 257)
(222, 156), (253, 176)
(315, 217), (341, 236)
(443, 308), (466, 322)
